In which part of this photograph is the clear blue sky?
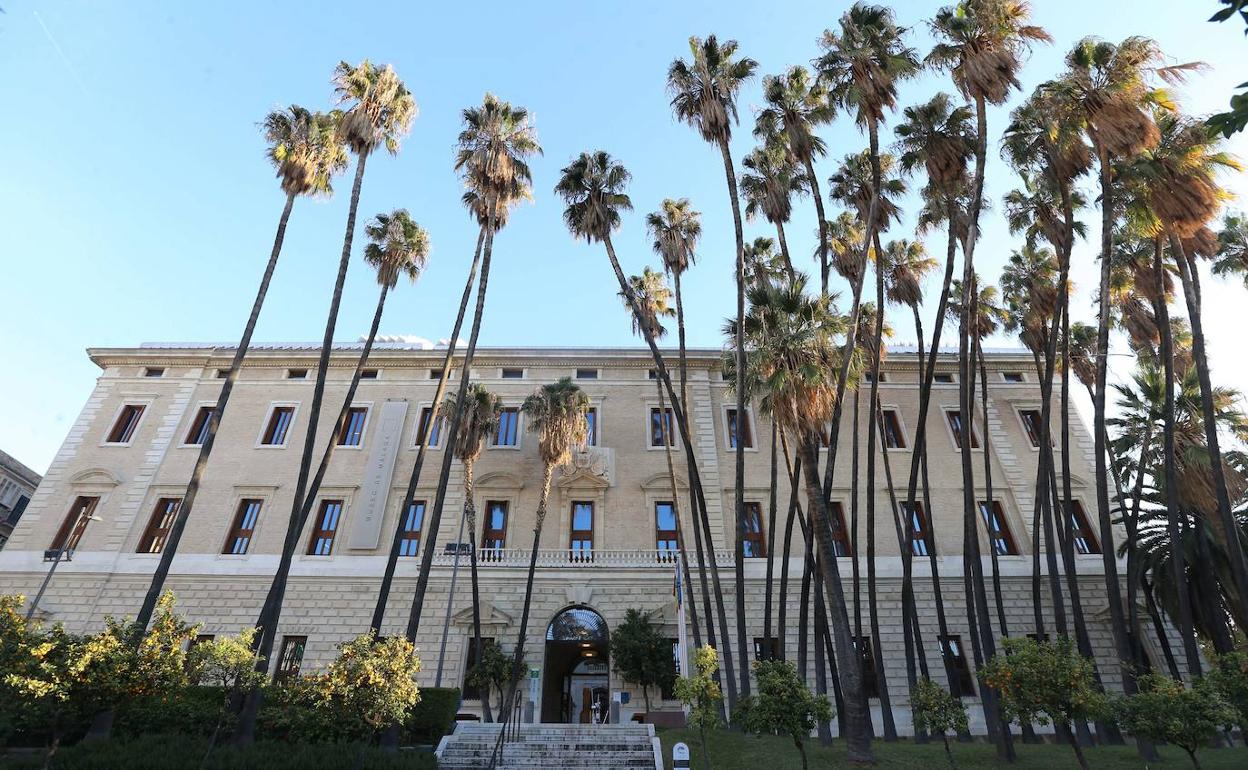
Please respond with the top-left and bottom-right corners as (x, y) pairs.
(2, 0), (1246, 474)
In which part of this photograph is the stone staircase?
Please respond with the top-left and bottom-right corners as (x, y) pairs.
(435, 722), (661, 769)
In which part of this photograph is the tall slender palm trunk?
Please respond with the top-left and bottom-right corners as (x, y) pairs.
(775, 221), (796, 279)
(763, 423), (778, 649)
(805, 157), (830, 295)
(975, 339), (1007, 635)
(371, 228), (485, 633)
(658, 380), (703, 649)
(851, 390), (863, 639)
(133, 191), (297, 632)
(461, 459), (492, 722)
(777, 435), (802, 661)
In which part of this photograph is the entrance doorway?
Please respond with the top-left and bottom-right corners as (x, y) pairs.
(541, 606), (610, 723)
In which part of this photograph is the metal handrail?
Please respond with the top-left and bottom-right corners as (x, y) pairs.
(432, 547), (735, 568)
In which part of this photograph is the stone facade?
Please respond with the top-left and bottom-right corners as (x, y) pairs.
(0, 448), (41, 549)
(0, 342), (1178, 734)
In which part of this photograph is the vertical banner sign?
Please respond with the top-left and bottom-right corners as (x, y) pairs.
(347, 399), (408, 549)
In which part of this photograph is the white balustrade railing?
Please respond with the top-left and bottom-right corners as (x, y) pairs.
(431, 547), (735, 568)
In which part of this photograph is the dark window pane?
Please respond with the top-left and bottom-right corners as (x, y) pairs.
(137, 497), (182, 554)
(650, 408), (675, 447)
(307, 500), (343, 556)
(186, 406), (215, 446)
(399, 501), (425, 557)
(224, 499), (263, 555)
(742, 502), (765, 557)
(51, 496), (99, 552)
(493, 409), (519, 446)
(107, 405), (145, 443)
(275, 636), (307, 681)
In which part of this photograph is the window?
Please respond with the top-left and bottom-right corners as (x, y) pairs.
(1002, 372), (1025, 383)
(854, 637), (880, 698)
(399, 501), (425, 557)
(880, 409), (906, 449)
(306, 500), (343, 556)
(829, 501), (852, 557)
(662, 638), (681, 699)
(576, 368), (599, 380)
(492, 408), (520, 447)
(137, 497), (182, 554)
(726, 408), (754, 449)
(429, 368), (443, 380)
(261, 406), (296, 446)
(569, 501), (594, 562)
(482, 501), (508, 559)
(934, 373), (955, 384)
(753, 637), (780, 661)
(978, 501), (1018, 556)
(742, 502), (765, 558)
(940, 635), (976, 696)
(864, 372), (887, 383)
(648, 368), (659, 380)
(215, 369), (229, 379)
(336, 406), (368, 446)
(1019, 409), (1046, 448)
(360, 368), (379, 379)
(900, 501), (931, 556)
(286, 368), (308, 379)
(655, 502), (678, 560)
(649, 407), (676, 447)
(143, 367), (165, 378)
(106, 404), (145, 444)
(1064, 500), (1100, 555)
(945, 410), (980, 449)
(415, 406), (444, 448)
(223, 499), (263, 555)
(184, 406), (215, 446)
(463, 637), (495, 699)
(275, 636), (307, 681)
(584, 408), (598, 447)
(51, 496), (100, 552)
(501, 368), (524, 379)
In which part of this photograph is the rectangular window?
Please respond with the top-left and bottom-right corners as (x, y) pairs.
(1019, 409), (1046, 448)
(978, 501), (1019, 556)
(429, 368), (443, 380)
(864, 372), (887, 383)
(655, 501), (678, 560)
(286, 368), (308, 379)
(275, 636), (307, 682)
(215, 369), (229, 379)
(854, 637), (881, 698)
(584, 408), (598, 447)
(1002, 372), (1025, 383)
(51, 496), (100, 552)
(137, 497), (182, 554)
(223, 498), (263, 555)
(336, 406), (368, 446)
(106, 404), (145, 444)
(830, 501), (852, 557)
(742, 502), (765, 558)
(649, 407), (675, 447)
(648, 368), (659, 380)
(492, 408), (520, 447)
(880, 409), (906, 449)
(143, 367), (165, 378)
(416, 406), (443, 448)
(261, 406), (295, 446)
(501, 368), (524, 379)
(306, 500), (343, 556)
(482, 501), (508, 559)
(569, 501), (594, 562)
(1064, 500), (1101, 555)
(575, 368), (599, 380)
(726, 408), (754, 449)
(185, 406), (215, 446)
(463, 637), (495, 699)
(753, 637), (780, 661)
(900, 501), (931, 556)
(946, 410), (980, 449)
(662, 638), (680, 699)
(360, 369), (379, 379)
(940, 635), (977, 696)
(399, 501), (425, 557)
(934, 373), (955, 384)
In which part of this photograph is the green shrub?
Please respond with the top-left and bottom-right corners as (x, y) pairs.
(739, 659), (832, 770)
(1116, 673), (1238, 769)
(403, 687), (460, 744)
(115, 685), (227, 738)
(910, 678), (968, 768)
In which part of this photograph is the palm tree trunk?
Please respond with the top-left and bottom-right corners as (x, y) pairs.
(462, 460), (492, 722)
(1170, 233), (1248, 630)
(798, 518), (813, 680)
(975, 339), (1007, 635)
(718, 136), (751, 703)
(778, 434), (802, 661)
(851, 389), (863, 639)
(133, 190), (297, 632)
(804, 157), (830, 296)
(236, 153), (370, 747)
(658, 380), (703, 649)
(371, 227), (485, 633)
(1144, 578), (1182, 679)
(775, 221), (796, 280)
(763, 422), (778, 650)
(812, 574), (833, 747)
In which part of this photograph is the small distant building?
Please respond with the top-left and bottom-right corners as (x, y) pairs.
(0, 449), (41, 550)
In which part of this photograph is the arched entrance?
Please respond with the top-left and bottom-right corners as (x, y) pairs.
(541, 606), (610, 723)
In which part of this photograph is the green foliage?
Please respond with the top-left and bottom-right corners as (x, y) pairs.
(465, 638), (513, 715)
(115, 686), (226, 739)
(1207, 650), (1248, 733)
(675, 644), (723, 733)
(1116, 673), (1238, 768)
(402, 687), (460, 744)
(979, 636), (1110, 729)
(612, 608), (677, 711)
(740, 659), (831, 768)
(911, 677), (969, 737)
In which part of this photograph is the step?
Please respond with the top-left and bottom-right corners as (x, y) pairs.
(436, 721), (660, 770)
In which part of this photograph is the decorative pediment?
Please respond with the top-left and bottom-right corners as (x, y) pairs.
(475, 471), (525, 490)
(452, 599), (513, 630)
(559, 448), (614, 488)
(69, 467), (122, 487)
(556, 463), (611, 490)
(640, 472), (688, 492)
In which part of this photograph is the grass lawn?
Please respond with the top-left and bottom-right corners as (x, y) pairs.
(656, 728), (1248, 769)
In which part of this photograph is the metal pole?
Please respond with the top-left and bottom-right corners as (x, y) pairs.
(26, 550), (65, 621)
(434, 508), (468, 686)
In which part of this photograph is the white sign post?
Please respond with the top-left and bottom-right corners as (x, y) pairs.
(673, 742), (691, 769)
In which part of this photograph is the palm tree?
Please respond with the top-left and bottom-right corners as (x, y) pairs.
(401, 95), (541, 657)
(557, 150), (733, 717)
(740, 143), (806, 277)
(668, 35), (757, 700)
(235, 63), (414, 746)
(755, 66), (834, 291)
(131, 106), (346, 634)
(1212, 212), (1248, 289)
